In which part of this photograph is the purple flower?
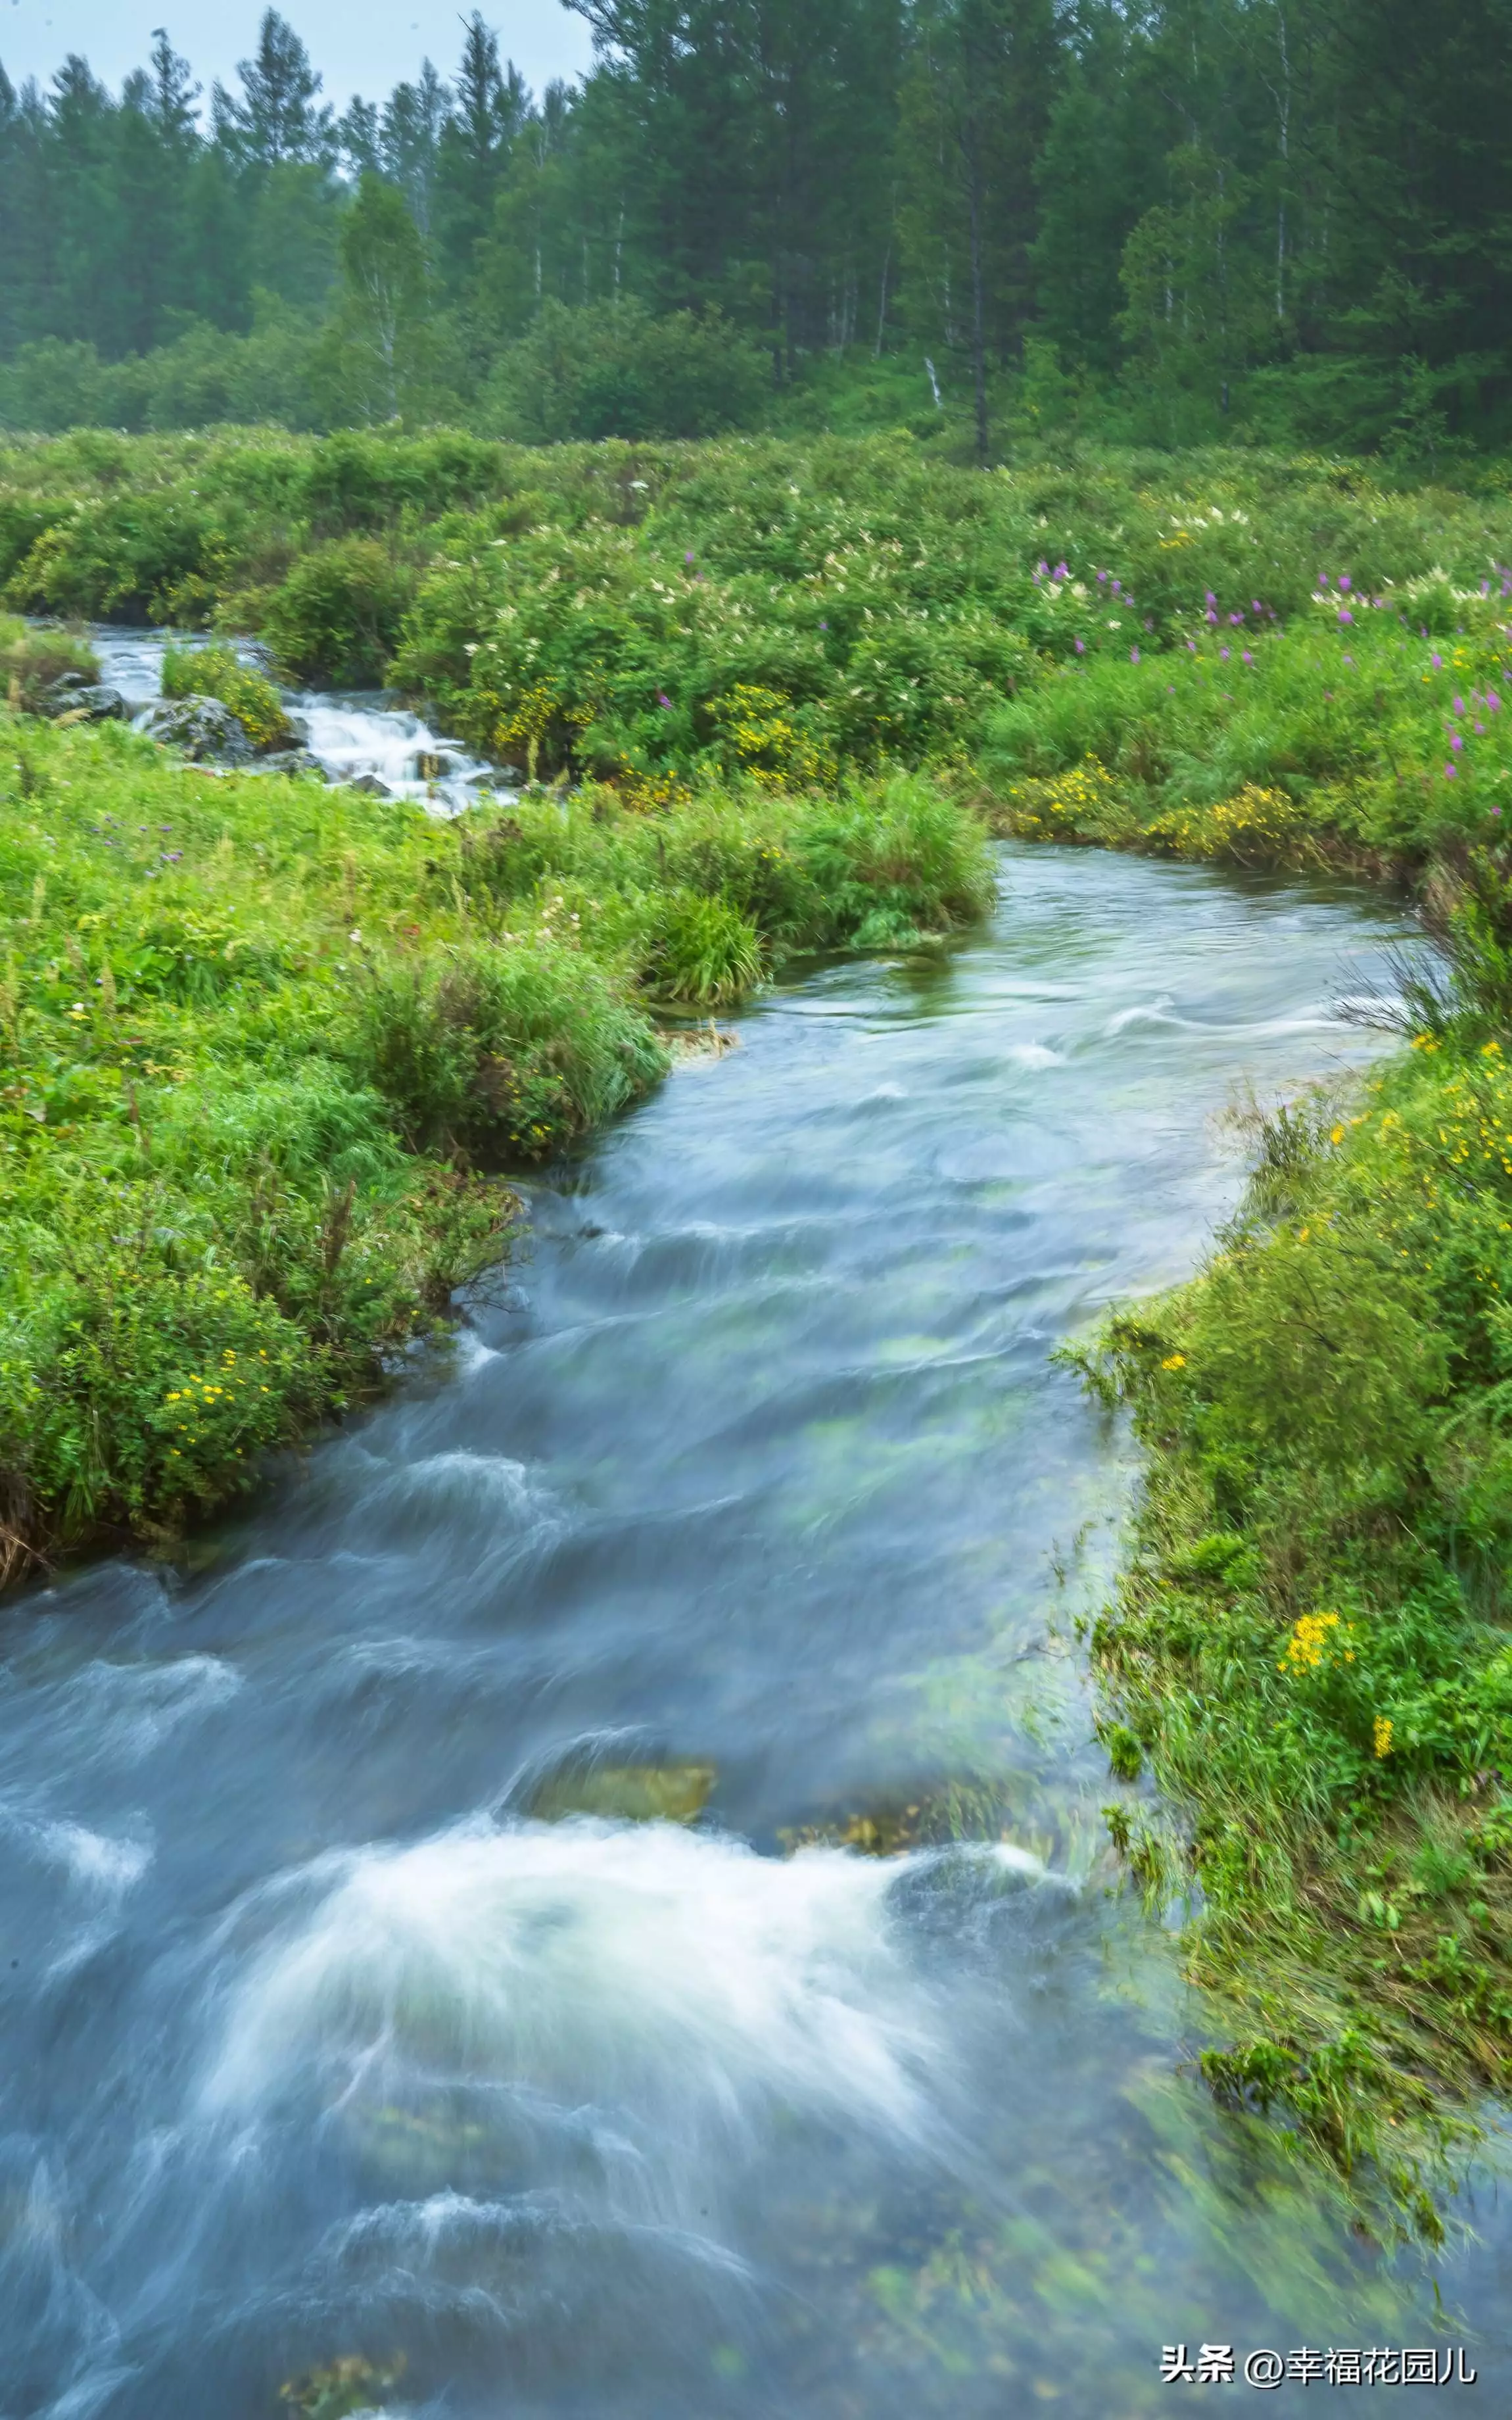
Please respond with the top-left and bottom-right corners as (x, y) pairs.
(1129, 646), (1141, 664)
(1338, 610), (1354, 625)
(1205, 591), (1217, 608)
(685, 550), (695, 563)
(1252, 600), (1262, 614)
(1446, 762), (1458, 779)
(1229, 612), (1244, 626)
(1242, 650), (1254, 664)
(1074, 637), (1085, 654)
(1490, 690), (1503, 711)
(1205, 608), (1219, 627)
(1451, 733), (1464, 750)
(819, 619), (828, 629)
(1097, 569), (1108, 584)
(1319, 573), (1331, 588)
(1054, 560), (1068, 580)
(1219, 646), (1231, 661)
(1338, 575), (1352, 593)
(1477, 721), (1486, 734)
(1037, 559), (1049, 577)
(1494, 804), (1503, 815)
(1187, 639), (1198, 652)
(1432, 651), (1443, 668)
(1454, 695), (1466, 714)
(657, 691), (673, 709)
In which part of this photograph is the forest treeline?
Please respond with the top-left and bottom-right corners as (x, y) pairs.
(0, 1), (1509, 454)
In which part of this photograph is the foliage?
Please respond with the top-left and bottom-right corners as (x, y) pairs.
(160, 642), (293, 748)
(481, 300), (769, 444)
(0, 614), (97, 714)
(1, 0), (1510, 452)
(259, 538), (416, 685)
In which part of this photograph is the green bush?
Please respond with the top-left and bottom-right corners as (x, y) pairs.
(261, 537), (417, 685)
(161, 642), (293, 748)
(351, 940), (667, 1159)
(481, 300), (769, 444)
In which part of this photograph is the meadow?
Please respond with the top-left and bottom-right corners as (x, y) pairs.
(7, 424), (1512, 2221)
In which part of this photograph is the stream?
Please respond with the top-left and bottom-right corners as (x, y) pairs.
(4, 646), (1511, 2414)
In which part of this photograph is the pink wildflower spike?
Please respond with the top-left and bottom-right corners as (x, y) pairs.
(1204, 591), (1217, 607)
(1455, 695), (1466, 714)
(1451, 733), (1464, 750)
(1205, 608), (1218, 626)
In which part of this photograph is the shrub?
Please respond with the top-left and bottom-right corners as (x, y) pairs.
(261, 537), (417, 685)
(351, 941), (667, 1159)
(0, 614), (98, 712)
(481, 300), (768, 444)
(161, 642), (293, 749)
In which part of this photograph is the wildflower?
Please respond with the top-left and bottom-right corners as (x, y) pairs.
(1129, 646), (1140, 664)
(1451, 733), (1464, 750)
(1161, 1353), (1186, 1370)
(1455, 695), (1466, 714)
(1338, 610), (1354, 625)
(1319, 573), (1330, 588)
(1373, 1715), (1394, 1759)
(1205, 608), (1218, 626)
(1432, 652), (1443, 668)
(1339, 574), (1352, 593)
(1229, 612), (1243, 626)
(1219, 646), (1231, 661)
(657, 692), (673, 709)
(1446, 763), (1458, 779)
(1074, 637), (1085, 654)
(1242, 650), (1254, 664)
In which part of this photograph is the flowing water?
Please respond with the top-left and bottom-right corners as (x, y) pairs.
(89, 627), (502, 815)
(7, 654), (1512, 2412)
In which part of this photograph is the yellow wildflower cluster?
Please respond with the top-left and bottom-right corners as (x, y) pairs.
(1146, 785), (1313, 869)
(613, 766), (692, 814)
(714, 685), (834, 790)
(1373, 1715), (1394, 1759)
(997, 758), (1122, 841)
(1278, 1609), (1357, 1676)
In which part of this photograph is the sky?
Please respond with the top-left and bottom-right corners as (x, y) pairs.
(0, 0), (596, 110)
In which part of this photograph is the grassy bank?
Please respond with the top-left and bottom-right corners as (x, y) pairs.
(1070, 871), (1512, 2233)
(0, 702), (989, 1581)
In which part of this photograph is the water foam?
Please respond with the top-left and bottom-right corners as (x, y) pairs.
(202, 1819), (937, 2159)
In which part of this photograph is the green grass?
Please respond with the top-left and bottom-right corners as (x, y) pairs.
(0, 704), (988, 1581)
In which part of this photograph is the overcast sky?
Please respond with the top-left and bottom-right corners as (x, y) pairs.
(0, 0), (596, 111)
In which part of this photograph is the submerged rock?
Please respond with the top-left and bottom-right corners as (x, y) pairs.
(253, 747), (327, 779)
(139, 694), (254, 763)
(344, 771), (392, 796)
(531, 1758), (717, 1824)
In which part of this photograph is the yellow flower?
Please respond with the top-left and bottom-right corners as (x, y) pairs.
(1373, 1714), (1394, 1759)
(1161, 1353), (1186, 1370)
(1331, 1125), (1344, 1146)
